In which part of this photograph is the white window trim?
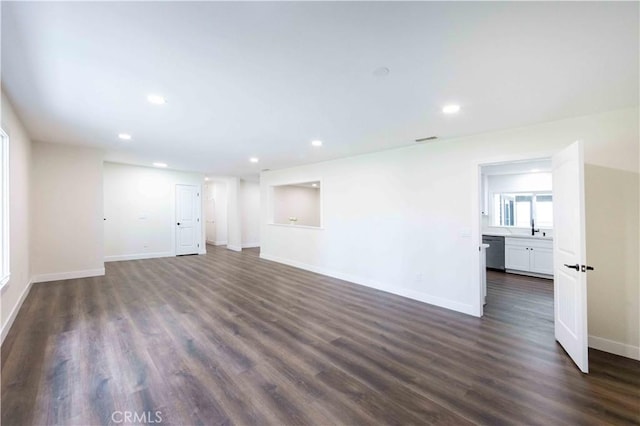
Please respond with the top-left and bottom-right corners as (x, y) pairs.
(491, 190), (553, 229)
(0, 128), (9, 289)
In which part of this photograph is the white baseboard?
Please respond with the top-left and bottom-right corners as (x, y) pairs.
(259, 253), (475, 316)
(1, 279), (33, 344)
(227, 245), (242, 252)
(207, 240), (228, 246)
(589, 335), (640, 361)
(242, 242), (260, 249)
(105, 252), (173, 262)
(31, 268), (105, 284)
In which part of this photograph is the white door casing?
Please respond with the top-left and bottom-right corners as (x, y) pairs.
(176, 184), (200, 255)
(552, 141), (589, 373)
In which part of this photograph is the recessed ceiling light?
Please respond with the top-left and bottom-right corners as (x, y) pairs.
(373, 67), (390, 77)
(204, 177), (210, 181)
(118, 133), (132, 140)
(312, 183), (318, 187)
(311, 140), (323, 147)
(249, 157), (259, 163)
(147, 94), (166, 105)
(153, 162), (168, 168)
(442, 104), (461, 114)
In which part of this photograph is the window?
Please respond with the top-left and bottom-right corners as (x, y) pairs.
(0, 128), (9, 287)
(493, 192), (553, 228)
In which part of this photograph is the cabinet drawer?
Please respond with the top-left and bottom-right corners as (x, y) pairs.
(505, 237), (553, 250)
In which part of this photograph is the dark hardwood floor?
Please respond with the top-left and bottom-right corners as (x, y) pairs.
(2, 246), (639, 425)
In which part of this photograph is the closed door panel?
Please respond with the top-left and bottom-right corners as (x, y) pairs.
(176, 184), (200, 255)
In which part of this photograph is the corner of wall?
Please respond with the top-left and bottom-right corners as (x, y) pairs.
(589, 335), (640, 361)
(0, 278), (33, 344)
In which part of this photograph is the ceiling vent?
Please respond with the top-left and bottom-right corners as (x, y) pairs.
(415, 136), (438, 143)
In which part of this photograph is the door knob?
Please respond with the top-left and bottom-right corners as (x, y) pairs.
(564, 263), (580, 271)
(581, 265), (595, 272)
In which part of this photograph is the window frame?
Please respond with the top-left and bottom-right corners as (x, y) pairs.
(492, 191), (553, 229)
(1, 128), (9, 288)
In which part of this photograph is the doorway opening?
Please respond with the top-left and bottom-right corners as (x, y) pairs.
(480, 159), (554, 281)
(479, 158), (555, 342)
(474, 142), (590, 373)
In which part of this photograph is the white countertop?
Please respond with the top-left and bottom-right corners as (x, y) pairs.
(483, 232), (553, 241)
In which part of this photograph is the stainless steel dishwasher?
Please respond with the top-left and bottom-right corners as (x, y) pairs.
(482, 235), (505, 271)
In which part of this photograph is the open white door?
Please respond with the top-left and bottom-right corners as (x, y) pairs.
(552, 141), (589, 373)
(176, 184), (200, 255)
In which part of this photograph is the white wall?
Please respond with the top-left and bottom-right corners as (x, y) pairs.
(204, 180), (228, 245)
(261, 107), (639, 359)
(585, 165), (639, 359)
(204, 182), (216, 243)
(204, 178), (260, 249)
(226, 177), (242, 251)
(31, 141), (104, 282)
(104, 162), (204, 261)
(487, 172), (552, 194)
(1, 92), (32, 342)
(272, 185), (321, 227)
(240, 180), (260, 248)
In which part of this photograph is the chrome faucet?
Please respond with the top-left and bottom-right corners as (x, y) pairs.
(531, 218), (540, 236)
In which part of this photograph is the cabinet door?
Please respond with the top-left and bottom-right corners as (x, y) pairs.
(505, 245), (530, 271)
(530, 247), (554, 275)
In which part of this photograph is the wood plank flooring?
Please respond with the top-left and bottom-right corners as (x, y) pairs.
(2, 246), (639, 425)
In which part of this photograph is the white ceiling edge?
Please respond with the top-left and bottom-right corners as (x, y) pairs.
(2, 2), (637, 177)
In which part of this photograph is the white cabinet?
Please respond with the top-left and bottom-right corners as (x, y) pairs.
(505, 237), (553, 277)
(505, 245), (530, 271)
(530, 247), (553, 275)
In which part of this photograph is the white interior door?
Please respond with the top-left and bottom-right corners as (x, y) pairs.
(552, 141), (589, 373)
(176, 184), (200, 255)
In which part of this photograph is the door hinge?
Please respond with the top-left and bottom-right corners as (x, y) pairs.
(197, 243), (200, 248)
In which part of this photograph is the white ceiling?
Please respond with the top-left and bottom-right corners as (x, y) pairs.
(2, 2), (638, 178)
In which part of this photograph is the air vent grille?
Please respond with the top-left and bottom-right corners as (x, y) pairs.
(415, 136), (438, 143)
